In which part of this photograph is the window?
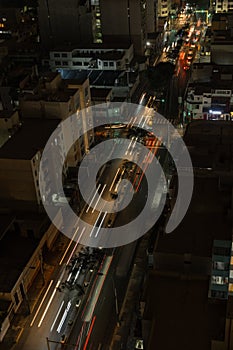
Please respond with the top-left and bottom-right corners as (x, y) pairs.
(214, 246), (231, 256)
(73, 61), (82, 66)
(54, 53), (60, 58)
(109, 62), (114, 67)
(62, 61), (68, 66)
(61, 53), (67, 58)
(55, 61), (61, 65)
(103, 61), (108, 67)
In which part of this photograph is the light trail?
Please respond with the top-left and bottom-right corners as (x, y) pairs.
(125, 138), (134, 156)
(50, 300), (64, 332)
(89, 212), (102, 237)
(86, 183), (101, 213)
(95, 212), (107, 238)
(56, 300), (71, 333)
(91, 184), (106, 213)
(109, 168), (120, 191)
(59, 228), (79, 265)
(129, 137), (138, 155)
(83, 316), (96, 350)
(66, 227), (86, 265)
(38, 280), (61, 327)
(30, 280), (53, 327)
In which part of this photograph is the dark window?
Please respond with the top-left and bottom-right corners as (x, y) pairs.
(55, 61), (61, 65)
(103, 61), (108, 66)
(73, 61), (82, 66)
(213, 246), (231, 256)
(54, 53), (60, 58)
(109, 62), (114, 66)
(61, 53), (67, 58)
(62, 61), (68, 66)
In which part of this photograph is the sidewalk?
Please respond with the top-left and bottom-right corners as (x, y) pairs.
(109, 234), (149, 350)
(0, 232), (70, 350)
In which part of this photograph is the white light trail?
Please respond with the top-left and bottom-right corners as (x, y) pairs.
(56, 300), (71, 333)
(109, 167), (121, 191)
(38, 280), (61, 327)
(50, 300), (64, 332)
(95, 212), (107, 238)
(86, 183), (101, 213)
(91, 184), (106, 213)
(90, 211), (102, 237)
(59, 228), (79, 265)
(30, 280), (54, 327)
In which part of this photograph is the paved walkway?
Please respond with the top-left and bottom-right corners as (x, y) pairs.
(109, 234), (149, 350)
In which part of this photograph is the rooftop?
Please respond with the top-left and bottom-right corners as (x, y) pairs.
(0, 228), (38, 293)
(0, 118), (60, 160)
(52, 42), (132, 52)
(91, 87), (112, 100)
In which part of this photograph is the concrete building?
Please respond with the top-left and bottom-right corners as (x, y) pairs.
(0, 213), (61, 342)
(91, 87), (113, 105)
(212, 0), (233, 13)
(38, 0), (94, 49)
(48, 43), (134, 72)
(0, 119), (61, 210)
(99, 0), (155, 55)
(184, 65), (233, 121)
(61, 69), (139, 102)
(142, 120), (233, 350)
(19, 72), (81, 120)
(157, 0), (171, 19)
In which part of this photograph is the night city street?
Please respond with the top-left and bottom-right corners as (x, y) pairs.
(0, 1), (233, 350)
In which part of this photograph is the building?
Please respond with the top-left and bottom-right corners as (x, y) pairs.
(0, 212), (61, 342)
(212, 0), (233, 13)
(142, 120), (233, 350)
(91, 87), (113, 105)
(19, 72), (81, 120)
(157, 0), (171, 20)
(38, 0), (156, 55)
(48, 43), (134, 72)
(0, 119), (61, 210)
(184, 65), (233, 121)
(38, 0), (94, 49)
(99, 0), (155, 55)
(59, 65), (140, 100)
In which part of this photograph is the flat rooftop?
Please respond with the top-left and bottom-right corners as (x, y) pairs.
(0, 118), (60, 160)
(187, 80), (233, 94)
(0, 229), (38, 293)
(91, 87), (112, 100)
(157, 174), (231, 257)
(144, 273), (226, 350)
(52, 41), (132, 52)
(62, 69), (137, 87)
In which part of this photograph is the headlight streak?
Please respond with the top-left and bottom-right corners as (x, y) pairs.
(39, 102), (194, 249)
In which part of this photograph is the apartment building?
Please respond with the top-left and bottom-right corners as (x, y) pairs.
(38, 0), (155, 55)
(48, 43), (134, 72)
